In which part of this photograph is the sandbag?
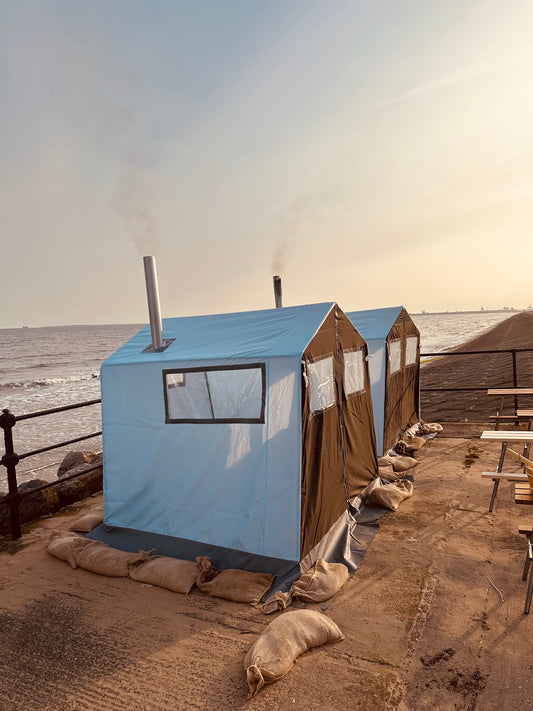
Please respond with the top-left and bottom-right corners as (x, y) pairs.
(365, 479), (413, 511)
(196, 558), (275, 604)
(378, 465), (404, 482)
(399, 434), (426, 451)
(377, 459), (396, 481)
(377, 457), (394, 469)
(261, 589), (292, 614)
(262, 559), (349, 614)
(47, 530), (91, 568)
(417, 421), (443, 434)
(385, 455), (418, 473)
(69, 511), (104, 533)
(129, 555), (200, 594)
(362, 477), (382, 499)
(76, 540), (150, 577)
(288, 559), (349, 602)
(244, 609), (344, 697)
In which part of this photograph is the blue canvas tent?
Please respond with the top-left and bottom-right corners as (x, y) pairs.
(99, 302), (378, 579)
(347, 307), (420, 456)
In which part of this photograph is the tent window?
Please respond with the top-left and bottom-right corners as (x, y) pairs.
(163, 364), (266, 424)
(343, 349), (365, 396)
(405, 336), (418, 366)
(388, 340), (401, 374)
(307, 355), (336, 413)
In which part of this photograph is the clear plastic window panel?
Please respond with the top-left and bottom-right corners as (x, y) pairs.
(308, 356), (336, 413)
(167, 372), (185, 387)
(165, 366), (263, 421)
(388, 340), (402, 374)
(343, 349), (365, 396)
(405, 336), (419, 366)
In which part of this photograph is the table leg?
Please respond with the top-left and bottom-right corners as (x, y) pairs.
(525, 565), (533, 615)
(489, 481), (500, 512)
(495, 396), (504, 431)
(523, 416), (533, 462)
(523, 534), (532, 581)
(489, 442), (508, 512)
(497, 441), (508, 472)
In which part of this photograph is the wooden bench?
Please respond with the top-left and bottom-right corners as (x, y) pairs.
(487, 389), (533, 430)
(489, 409), (533, 431)
(518, 409), (533, 428)
(518, 523), (533, 614)
(481, 471), (528, 481)
(489, 413), (533, 427)
(489, 414), (533, 421)
(512, 483), (533, 611)
(514, 482), (533, 504)
(480, 431), (533, 511)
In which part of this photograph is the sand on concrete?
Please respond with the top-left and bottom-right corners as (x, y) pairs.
(1, 434), (533, 711)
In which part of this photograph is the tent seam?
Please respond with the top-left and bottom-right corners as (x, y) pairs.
(260, 358), (270, 557)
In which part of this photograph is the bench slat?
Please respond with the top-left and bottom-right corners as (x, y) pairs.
(488, 415), (531, 420)
(515, 487), (533, 498)
(481, 471), (528, 480)
(480, 431), (533, 442)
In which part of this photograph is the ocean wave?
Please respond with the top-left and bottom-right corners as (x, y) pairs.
(0, 373), (100, 389)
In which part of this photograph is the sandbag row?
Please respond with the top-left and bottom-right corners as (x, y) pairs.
(47, 532), (344, 699)
(371, 420), (443, 508)
(47, 531), (274, 601)
(395, 420), (443, 456)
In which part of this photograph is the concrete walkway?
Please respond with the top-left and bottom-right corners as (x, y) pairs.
(1, 435), (531, 711)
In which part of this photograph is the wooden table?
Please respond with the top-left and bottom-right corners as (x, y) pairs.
(480, 430), (533, 511)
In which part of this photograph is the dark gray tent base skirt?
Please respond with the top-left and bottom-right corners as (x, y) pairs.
(87, 501), (388, 595)
(87, 525), (302, 592)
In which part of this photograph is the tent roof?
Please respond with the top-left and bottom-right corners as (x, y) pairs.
(104, 302), (335, 366)
(346, 306), (404, 341)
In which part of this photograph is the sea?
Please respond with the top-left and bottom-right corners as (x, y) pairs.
(0, 311), (519, 492)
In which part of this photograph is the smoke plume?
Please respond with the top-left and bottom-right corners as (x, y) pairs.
(112, 171), (160, 255)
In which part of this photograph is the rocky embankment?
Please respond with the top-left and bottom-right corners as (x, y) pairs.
(0, 451), (102, 535)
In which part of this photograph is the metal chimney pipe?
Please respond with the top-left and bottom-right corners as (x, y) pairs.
(273, 275), (283, 308)
(143, 256), (163, 351)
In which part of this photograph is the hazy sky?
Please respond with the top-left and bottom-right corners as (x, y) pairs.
(1, 0), (532, 327)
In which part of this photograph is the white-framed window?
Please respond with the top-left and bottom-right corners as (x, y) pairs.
(343, 349), (365, 396)
(388, 340), (402, 374)
(405, 336), (419, 366)
(163, 364), (266, 423)
(307, 355), (336, 413)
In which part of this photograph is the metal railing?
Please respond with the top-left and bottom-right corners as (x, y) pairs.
(420, 347), (533, 420)
(2, 346), (532, 539)
(0, 398), (102, 540)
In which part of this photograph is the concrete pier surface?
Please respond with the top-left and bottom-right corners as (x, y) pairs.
(1, 435), (532, 711)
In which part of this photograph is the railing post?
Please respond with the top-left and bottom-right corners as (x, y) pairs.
(511, 350), (518, 416)
(0, 408), (21, 540)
